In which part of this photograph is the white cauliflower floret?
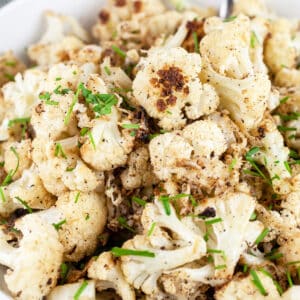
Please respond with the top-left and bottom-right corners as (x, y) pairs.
(265, 19), (297, 74)
(88, 252), (135, 300)
(149, 119), (239, 194)
(133, 47), (219, 130)
(6, 165), (55, 212)
(47, 280), (96, 300)
(200, 15), (271, 131)
(215, 271), (281, 300)
(0, 51), (26, 87)
(32, 138), (101, 196)
(251, 117), (292, 195)
(3, 139), (32, 180)
(232, 0), (271, 17)
(69, 45), (102, 65)
(28, 11), (89, 66)
(275, 68), (300, 87)
(37, 190), (107, 262)
(0, 69), (45, 141)
(119, 199), (206, 296)
(121, 146), (158, 190)
(182, 120), (227, 159)
(80, 107), (134, 171)
(194, 192), (257, 280)
(282, 286), (300, 299)
(0, 214), (63, 300)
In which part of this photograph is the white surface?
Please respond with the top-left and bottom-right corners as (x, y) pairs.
(0, 0), (299, 299)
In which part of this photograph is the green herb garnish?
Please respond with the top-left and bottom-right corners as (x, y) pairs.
(223, 15), (237, 22)
(75, 192), (81, 203)
(192, 32), (200, 53)
(147, 222), (156, 237)
(15, 196), (32, 213)
(118, 216), (135, 233)
(74, 280), (88, 300)
(132, 196), (147, 207)
(54, 143), (67, 159)
(52, 219), (66, 231)
(250, 270), (267, 296)
(111, 45), (126, 59)
(111, 247), (155, 257)
(254, 228), (270, 245)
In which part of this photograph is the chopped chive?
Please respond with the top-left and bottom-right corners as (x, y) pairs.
(246, 147), (260, 161)
(117, 216), (135, 233)
(54, 143), (67, 159)
(250, 212), (257, 221)
(64, 84), (81, 125)
(297, 268), (300, 281)
(289, 134), (296, 140)
(277, 125), (297, 132)
(66, 167), (75, 172)
(0, 187), (6, 202)
(229, 158), (237, 171)
(8, 117), (31, 128)
(85, 213), (90, 220)
(104, 66), (111, 75)
(254, 228), (270, 245)
(75, 192), (81, 203)
(207, 248), (226, 260)
(55, 77), (62, 81)
(121, 123), (140, 130)
(215, 264), (226, 270)
(223, 15), (237, 22)
(5, 61), (16, 67)
(265, 252), (283, 261)
(60, 263), (69, 284)
(207, 255), (214, 263)
(111, 45), (126, 59)
(274, 280), (283, 296)
(159, 196), (171, 216)
(250, 270), (267, 296)
(279, 96), (290, 104)
(73, 71), (77, 75)
(39, 92), (51, 101)
(15, 196), (32, 213)
(53, 85), (70, 95)
(287, 271), (293, 287)
(74, 280), (88, 300)
(111, 247), (155, 257)
(52, 219), (66, 231)
(284, 161), (292, 174)
(286, 260), (300, 266)
(4, 73), (14, 81)
(250, 31), (259, 48)
(289, 150), (299, 159)
(147, 222), (156, 237)
(45, 100), (59, 105)
(130, 131), (136, 137)
(192, 32), (199, 53)
(205, 217), (223, 225)
(279, 112), (300, 121)
(132, 196), (146, 207)
(243, 264), (249, 273)
(0, 162), (4, 167)
(87, 131), (96, 150)
(80, 127), (89, 136)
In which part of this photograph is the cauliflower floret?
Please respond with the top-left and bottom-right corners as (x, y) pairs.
(282, 286), (300, 299)
(232, 0), (271, 17)
(0, 51), (26, 87)
(0, 214), (63, 300)
(265, 19), (297, 74)
(133, 47), (219, 130)
(200, 15), (271, 131)
(32, 138), (101, 196)
(121, 146), (158, 190)
(69, 45), (102, 65)
(149, 119), (240, 194)
(278, 231), (300, 275)
(28, 11), (89, 66)
(119, 199), (206, 296)
(275, 68), (300, 88)
(88, 252), (135, 300)
(47, 280), (96, 300)
(250, 117), (291, 195)
(193, 192), (257, 280)
(37, 190), (107, 261)
(80, 107), (134, 171)
(7, 165), (55, 211)
(215, 271), (281, 300)
(3, 139), (32, 180)
(0, 69), (45, 141)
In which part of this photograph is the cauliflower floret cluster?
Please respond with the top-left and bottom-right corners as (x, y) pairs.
(133, 47), (219, 130)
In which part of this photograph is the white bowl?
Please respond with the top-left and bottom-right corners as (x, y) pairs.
(0, 0), (299, 299)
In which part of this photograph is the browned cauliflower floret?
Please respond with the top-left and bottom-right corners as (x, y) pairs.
(38, 190), (107, 262)
(121, 146), (158, 190)
(0, 214), (64, 300)
(149, 118), (242, 194)
(28, 11), (89, 66)
(200, 15), (271, 131)
(0, 51), (26, 87)
(133, 47), (219, 130)
(215, 271), (281, 300)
